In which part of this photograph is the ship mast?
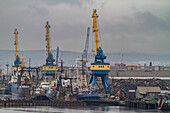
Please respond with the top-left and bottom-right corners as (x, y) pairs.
(92, 9), (99, 55)
(45, 21), (51, 58)
(21, 53), (26, 68)
(14, 28), (18, 59)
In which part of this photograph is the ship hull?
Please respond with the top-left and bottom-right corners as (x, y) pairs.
(9, 83), (23, 97)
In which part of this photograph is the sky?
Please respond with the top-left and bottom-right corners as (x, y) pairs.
(0, 0), (170, 54)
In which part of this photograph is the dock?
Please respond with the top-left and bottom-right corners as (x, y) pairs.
(0, 99), (87, 107)
(125, 100), (158, 109)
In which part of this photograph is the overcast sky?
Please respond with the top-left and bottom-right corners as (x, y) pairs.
(0, 0), (170, 54)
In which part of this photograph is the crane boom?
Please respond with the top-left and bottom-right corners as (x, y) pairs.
(85, 27), (90, 53)
(82, 27), (90, 66)
(92, 9), (99, 55)
(45, 21), (51, 58)
(14, 28), (18, 59)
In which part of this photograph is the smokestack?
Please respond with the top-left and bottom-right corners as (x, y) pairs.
(149, 62), (152, 66)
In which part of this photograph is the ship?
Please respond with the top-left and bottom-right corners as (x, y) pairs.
(9, 28), (31, 97)
(9, 72), (31, 97)
(9, 73), (23, 96)
(9, 83), (23, 96)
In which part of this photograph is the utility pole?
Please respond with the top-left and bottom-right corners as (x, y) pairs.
(6, 64), (9, 80)
(6, 64), (9, 76)
(29, 58), (31, 78)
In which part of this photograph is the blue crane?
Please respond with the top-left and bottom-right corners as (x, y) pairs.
(82, 27), (90, 66)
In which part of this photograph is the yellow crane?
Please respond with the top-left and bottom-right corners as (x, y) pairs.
(90, 9), (112, 96)
(43, 21), (58, 79)
(12, 28), (23, 73)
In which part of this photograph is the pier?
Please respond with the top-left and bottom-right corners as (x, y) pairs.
(0, 99), (87, 107)
(125, 100), (158, 109)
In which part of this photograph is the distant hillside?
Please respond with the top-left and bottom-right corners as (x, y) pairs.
(107, 52), (170, 66)
(0, 50), (170, 73)
(0, 50), (81, 68)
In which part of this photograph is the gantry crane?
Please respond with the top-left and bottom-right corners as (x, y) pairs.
(90, 9), (112, 96)
(42, 21), (58, 79)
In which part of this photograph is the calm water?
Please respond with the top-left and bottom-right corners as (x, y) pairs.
(0, 106), (169, 113)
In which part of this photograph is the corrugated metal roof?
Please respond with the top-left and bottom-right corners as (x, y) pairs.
(137, 86), (161, 94)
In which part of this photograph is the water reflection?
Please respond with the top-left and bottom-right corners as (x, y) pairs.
(0, 106), (169, 113)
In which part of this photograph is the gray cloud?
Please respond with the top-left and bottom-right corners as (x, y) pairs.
(27, 4), (49, 17)
(100, 8), (170, 54)
(0, 0), (170, 54)
(36, 0), (86, 6)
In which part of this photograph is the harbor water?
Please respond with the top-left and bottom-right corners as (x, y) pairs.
(0, 94), (169, 113)
(0, 106), (169, 113)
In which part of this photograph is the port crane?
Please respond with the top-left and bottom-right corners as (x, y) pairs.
(42, 21), (58, 79)
(79, 27), (90, 88)
(82, 27), (90, 67)
(90, 9), (112, 96)
(12, 28), (22, 75)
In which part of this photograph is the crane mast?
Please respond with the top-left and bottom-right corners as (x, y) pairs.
(92, 9), (100, 55)
(45, 21), (51, 58)
(14, 28), (18, 59)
